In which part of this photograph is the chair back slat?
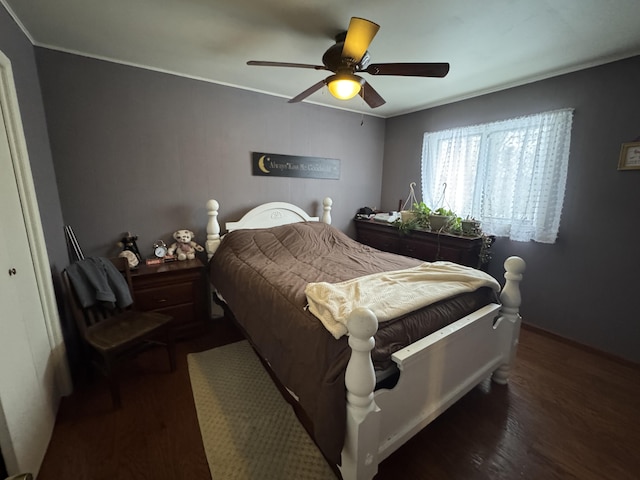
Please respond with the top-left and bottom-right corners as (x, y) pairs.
(109, 256), (136, 306)
(62, 269), (90, 335)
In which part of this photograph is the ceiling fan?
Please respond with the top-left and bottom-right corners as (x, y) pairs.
(247, 17), (450, 108)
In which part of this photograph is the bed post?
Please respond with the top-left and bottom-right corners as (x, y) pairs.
(322, 197), (333, 224)
(492, 256), (526, 384)
(340, 307), (381, 480)
(205, 199), (220, 259)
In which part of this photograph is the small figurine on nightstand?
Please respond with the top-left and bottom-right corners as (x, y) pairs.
(167, 229), (204, 261)
(117, 232), (142, 268)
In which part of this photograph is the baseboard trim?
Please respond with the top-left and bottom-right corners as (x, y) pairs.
(521, 322), (639, 369)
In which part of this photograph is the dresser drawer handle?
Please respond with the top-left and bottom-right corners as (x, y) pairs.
(156, 298), (168, 303)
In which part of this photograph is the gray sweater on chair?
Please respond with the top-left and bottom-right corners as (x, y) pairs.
(66, 257), (133, 309)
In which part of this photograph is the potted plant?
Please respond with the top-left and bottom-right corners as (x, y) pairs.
(461, 217), (482, 236)
(396, 201), (430, 233)
(399, 182), (421, 224)
(429, 207), (455, 232)
(396, 183), (465, 235)
(412, 201), (431, 228)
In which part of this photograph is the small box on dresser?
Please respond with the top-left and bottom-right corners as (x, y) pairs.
(130, 258), (208, 339)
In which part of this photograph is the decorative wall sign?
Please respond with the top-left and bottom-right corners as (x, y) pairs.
(252, 152), (340, 179)
(618, 142), (640, 170)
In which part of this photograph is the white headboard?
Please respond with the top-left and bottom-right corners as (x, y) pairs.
(206, 197), (333, 259)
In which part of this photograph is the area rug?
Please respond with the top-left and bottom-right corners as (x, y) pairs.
(188, 340), (337, 479)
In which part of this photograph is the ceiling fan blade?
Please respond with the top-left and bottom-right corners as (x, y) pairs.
(288, 79), (327, 103)
(342, 17), (380, 64)
(247, 60), (327, 71)
(359, 80), (386, 108)
(363, 62), (450, 78)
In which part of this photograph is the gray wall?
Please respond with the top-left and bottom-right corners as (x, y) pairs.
(36, 49), (385, 260)
(382, 55), (640, 363)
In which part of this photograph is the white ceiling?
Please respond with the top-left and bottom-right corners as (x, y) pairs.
(4, 0), (640, 118)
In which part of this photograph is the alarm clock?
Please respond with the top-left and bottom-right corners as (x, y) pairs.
(153, 240), (168, 258)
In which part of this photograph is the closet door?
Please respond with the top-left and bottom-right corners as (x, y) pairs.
(0, 57), (57, 476)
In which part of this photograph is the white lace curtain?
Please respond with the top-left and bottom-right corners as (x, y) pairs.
(421, 108), (574, 243)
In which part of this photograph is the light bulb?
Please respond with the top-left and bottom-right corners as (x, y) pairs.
(327, 74), (364, 100)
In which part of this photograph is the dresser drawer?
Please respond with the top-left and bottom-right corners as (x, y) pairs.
(134, 281), (195, 310)
(356, 227), (401, 254)
(399, 237), (438, 260)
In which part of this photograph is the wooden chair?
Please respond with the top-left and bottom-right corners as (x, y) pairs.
(63, 257), (176, 408)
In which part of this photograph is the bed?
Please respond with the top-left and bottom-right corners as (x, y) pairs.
(204, 197), (525, 480)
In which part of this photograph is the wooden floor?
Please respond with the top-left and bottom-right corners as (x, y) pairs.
(38, 317), (640, 480)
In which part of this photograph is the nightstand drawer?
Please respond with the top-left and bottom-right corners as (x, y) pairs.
(134, 282), (195, 310)
(129, 259), (208, 339)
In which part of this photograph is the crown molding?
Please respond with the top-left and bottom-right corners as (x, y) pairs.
(0, 0), (35, 44)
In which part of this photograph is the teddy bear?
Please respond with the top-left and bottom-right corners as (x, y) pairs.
(167, 229), (204, 261)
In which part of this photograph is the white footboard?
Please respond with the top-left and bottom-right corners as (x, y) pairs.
(340, 256), (526, 480)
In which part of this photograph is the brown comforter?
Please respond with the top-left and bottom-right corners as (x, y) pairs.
(209, 222), (496, 465)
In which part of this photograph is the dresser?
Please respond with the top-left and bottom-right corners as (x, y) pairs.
(354, 218), (491, 269)
(130, 258), (208, 339)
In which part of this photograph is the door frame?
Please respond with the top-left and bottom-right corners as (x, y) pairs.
(0, 48), (72, 464)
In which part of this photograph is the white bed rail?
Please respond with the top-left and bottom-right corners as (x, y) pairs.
(340, 256), (526, 480)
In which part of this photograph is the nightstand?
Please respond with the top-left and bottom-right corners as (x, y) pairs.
(130, 258), (208, 339)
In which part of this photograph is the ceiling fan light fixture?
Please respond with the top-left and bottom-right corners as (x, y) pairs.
(248, 17), (448, 109)
(327, 73), (364, 100)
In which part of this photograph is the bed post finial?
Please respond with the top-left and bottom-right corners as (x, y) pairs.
(206, 199), (221, 259)
(341, 307), (380, 480)
(493, 255), (526, 384)
(501, 256), (526, 318)
(322, 197), (332, 225)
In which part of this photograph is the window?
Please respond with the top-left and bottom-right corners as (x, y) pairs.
(421, 108), (573, 243)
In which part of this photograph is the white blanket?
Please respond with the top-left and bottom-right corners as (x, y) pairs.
(305, 262), (500, 339)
